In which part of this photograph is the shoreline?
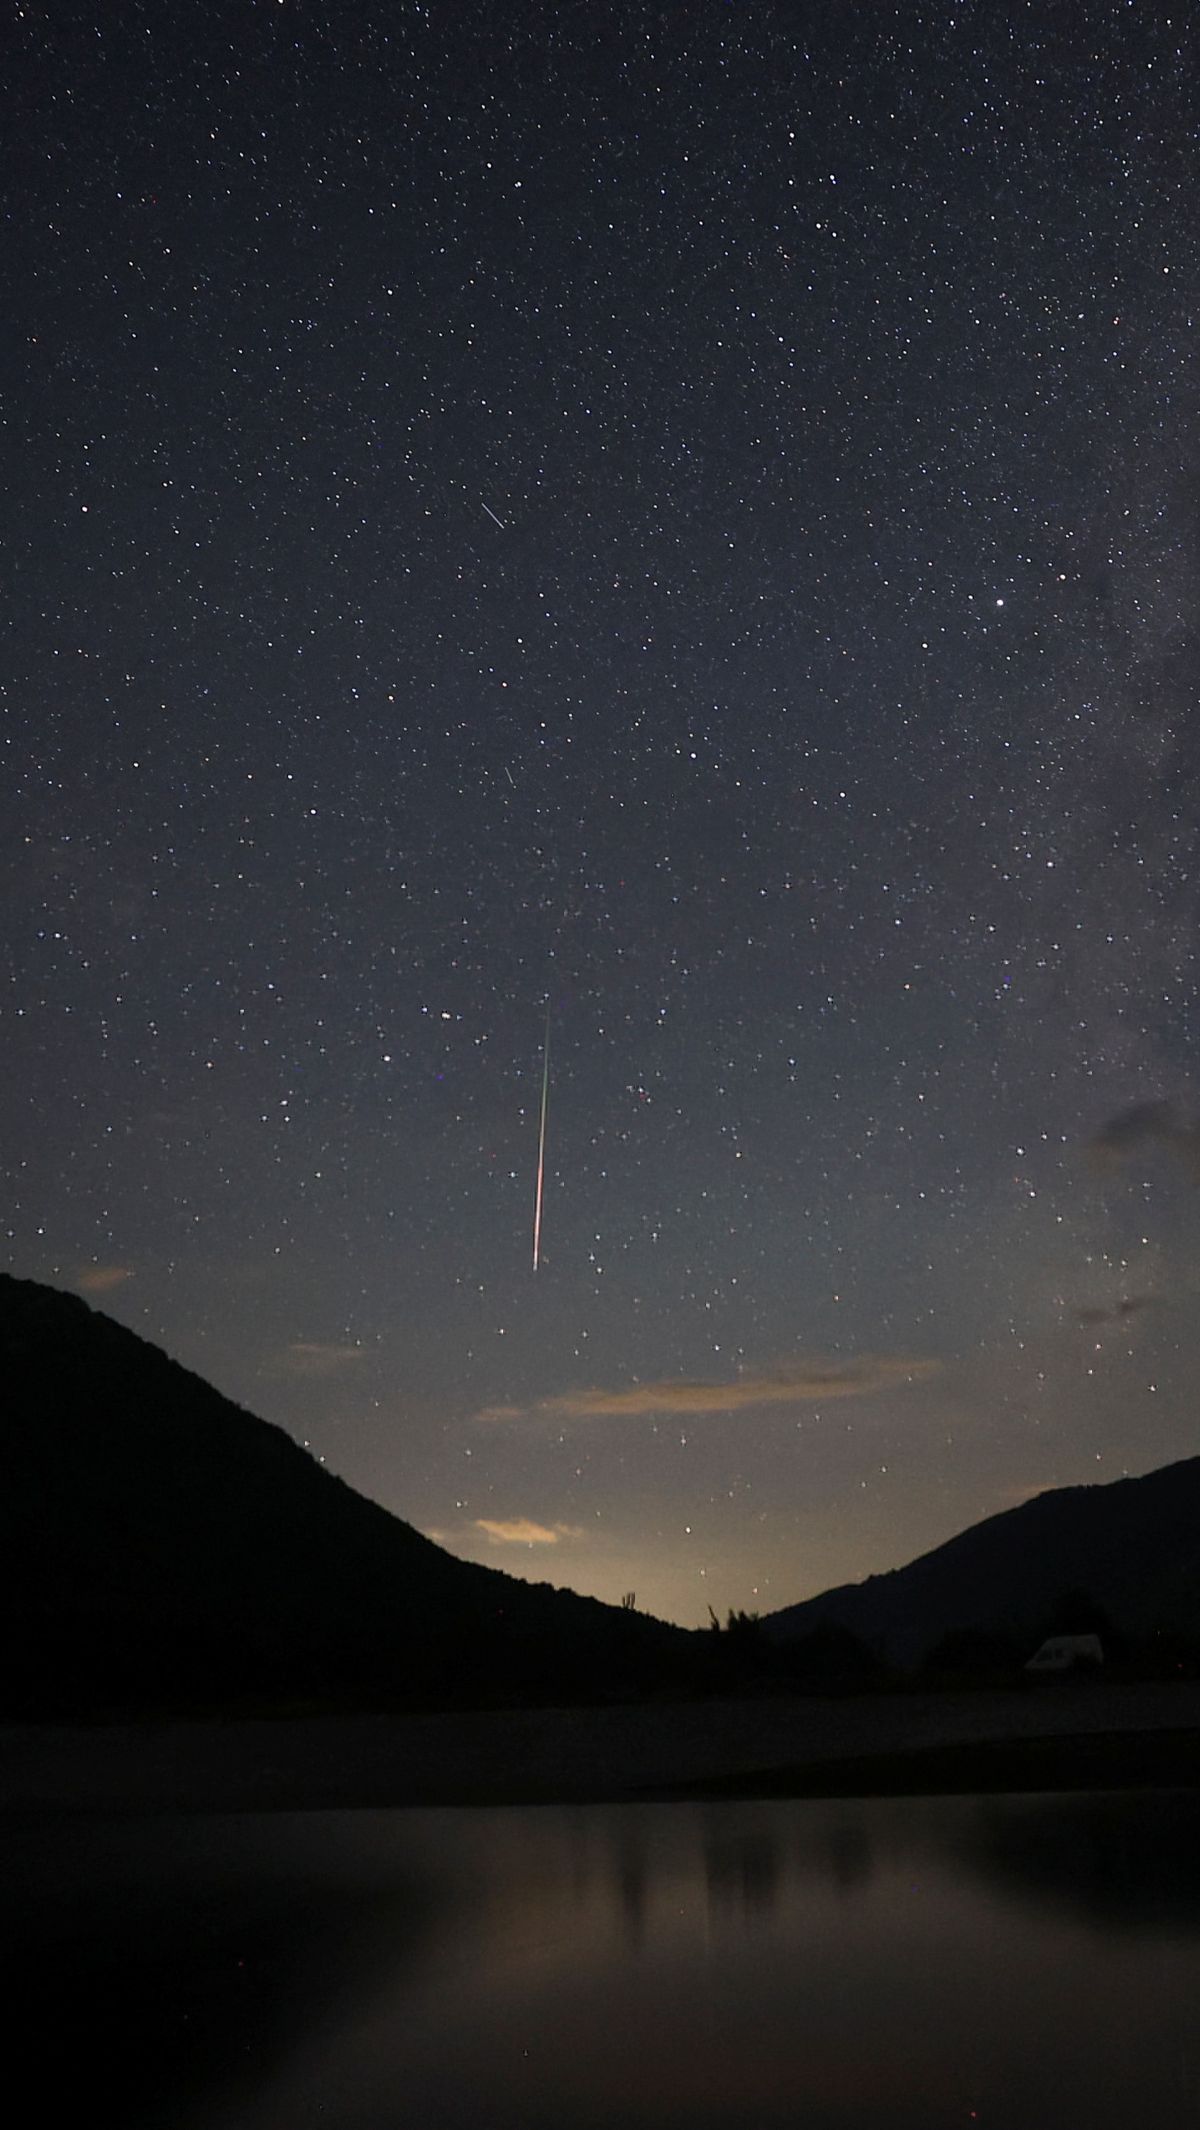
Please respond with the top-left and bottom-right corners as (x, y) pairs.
(658, 1724), (1200, 1801)
(3, 1679), (1199, 1815)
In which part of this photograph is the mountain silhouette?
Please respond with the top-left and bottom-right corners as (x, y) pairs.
(762, 1459), (1200, 1669)
(0, 1275), (688, 1715)
(7, 1273), (1198, 1713)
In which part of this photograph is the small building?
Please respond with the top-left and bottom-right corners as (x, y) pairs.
(1024, 1632), (1105, 1673)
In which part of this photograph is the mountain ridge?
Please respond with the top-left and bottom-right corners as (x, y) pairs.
(4, 1272), (1198, 1709)
(0, 1273), (688, 1714)
(762, 1454), (1200, 1668)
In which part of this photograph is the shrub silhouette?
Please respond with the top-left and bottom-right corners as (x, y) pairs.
(921, 1623), (1026, 1680)
(781, 1622), (888, 1693)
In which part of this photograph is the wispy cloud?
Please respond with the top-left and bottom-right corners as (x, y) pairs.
(1090, 1102), (1200, 1180)
(479, 1355), (941, 1424)
(474, 1518), (584, 1546)
(269, 1340), (366, 1378)
(76, 1265), (132, 1295)
(1075, 1294), (1158, 1327)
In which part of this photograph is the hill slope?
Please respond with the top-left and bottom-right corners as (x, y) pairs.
(0, 1275), (688, 1714)
(763, 1459), (1200, 1669)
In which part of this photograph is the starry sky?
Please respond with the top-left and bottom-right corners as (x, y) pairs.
(6, 0), (1200, 1626)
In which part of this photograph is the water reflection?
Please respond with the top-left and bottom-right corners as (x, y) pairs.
(4, 1815), (451, 2126)
(958, 1790), (1200, 1936)
(6, 1793), (1199, 2128)
(703, 1821), (782, 1917)
(825, 1815), (876, 1892)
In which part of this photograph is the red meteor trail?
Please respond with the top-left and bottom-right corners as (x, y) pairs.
(532, 1000), (550, 1271)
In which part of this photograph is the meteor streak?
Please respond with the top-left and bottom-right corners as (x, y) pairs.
(481, 500), (506, 529)
(532, 999), (550, 1271)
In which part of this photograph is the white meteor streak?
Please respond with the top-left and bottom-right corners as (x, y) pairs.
(481, 500), (506, 529)
(532, 1001), (550, 1271)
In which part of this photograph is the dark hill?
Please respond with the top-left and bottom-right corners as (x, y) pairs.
(0, 1275), (689, 1716)
(762, 1459), (1200, 1670)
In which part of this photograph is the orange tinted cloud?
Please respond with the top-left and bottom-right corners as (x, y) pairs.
(76, 1265), (132, 1295)
(474, 1518), (584, 1546)
(480, 1355), (941, 1423)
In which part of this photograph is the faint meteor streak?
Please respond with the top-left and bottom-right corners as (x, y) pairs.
(481, 500), (506, 529)
(532, 1000), (551, 1271)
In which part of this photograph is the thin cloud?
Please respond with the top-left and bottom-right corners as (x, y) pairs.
(480, 1355), (941, 1423)
(270, 1340), (366, 1378)
(1089, 1102), (1200, 1180)
(1076, 1295), (1158, 1327)
(474, 1518), (584, 1546)
(76, 1265), (132, 1295)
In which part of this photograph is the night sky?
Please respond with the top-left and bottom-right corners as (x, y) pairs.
(6, 1), (1199, 1626)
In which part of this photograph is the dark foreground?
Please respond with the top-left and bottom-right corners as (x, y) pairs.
(3, 1678), (1198, 1814)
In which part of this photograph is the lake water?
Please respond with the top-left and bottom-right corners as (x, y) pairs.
(8, 1792), (1200, 2127)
